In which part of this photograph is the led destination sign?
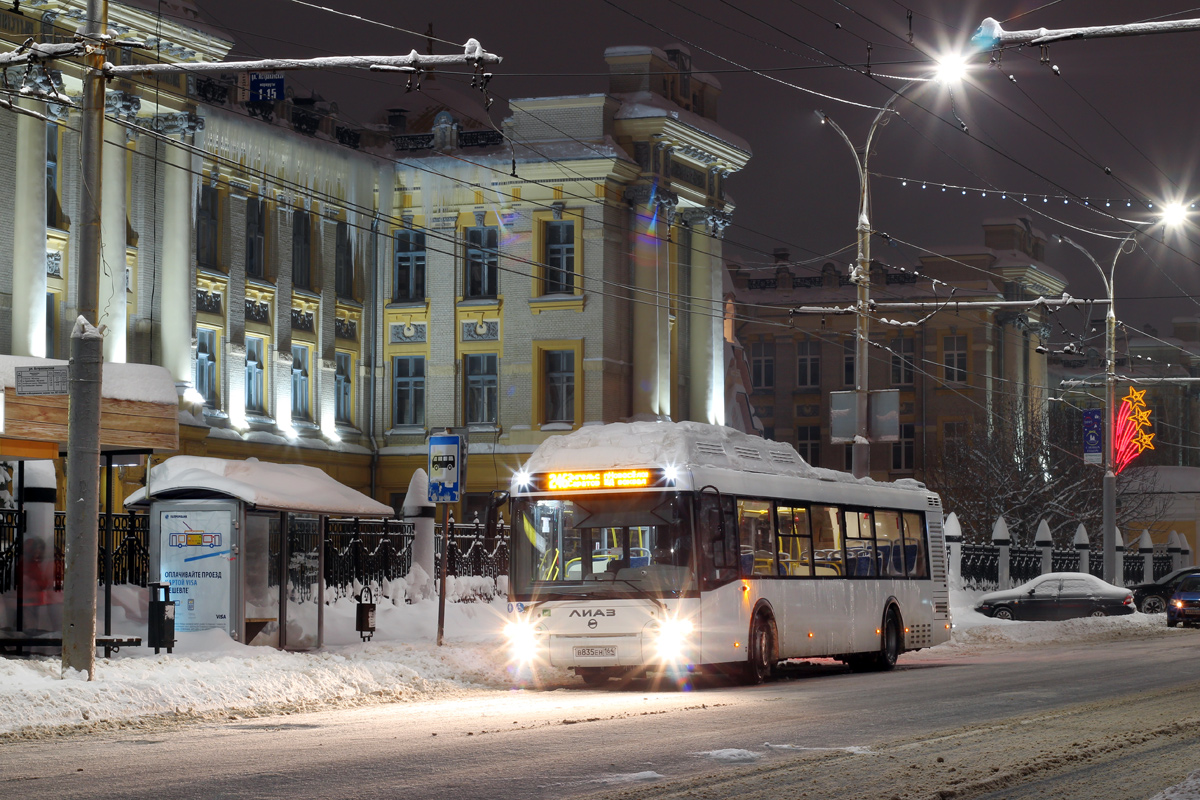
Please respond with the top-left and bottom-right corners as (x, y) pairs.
(545, 469), (655, 491)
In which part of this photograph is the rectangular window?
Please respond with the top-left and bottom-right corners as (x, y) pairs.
(891, 337), (914, 386)
(544, 350), (575, 423)
(844, 509), (876, 576)
(811, 504), (844, 576)
(902, 512), (928, 578)
(393, 228), (426, 302)
(892, 422), (914, 471)
(750, 341), (774, 390)
(292, 209), (312, 290)
(543, 219), (575, 294)
(290, 344), (310, 419)
(197, 184), (219, 269)
(196, 328), (219, 407)
(335, 352), (353, 423)
(335, 220), (353, 298)
(465, 225), (499, 298)
(796, 424), (820, 466)
(46, 125), (60, 227)
(393, 356), (425, 427)
(246, 197), (266, 279)
(777, 505), (814, 577)
(245, 336), (266, 414)
(943, 420), (967, 450)
(874, 510), (905, 577)
(465, 352), (498, 425)
(796, 339), (820, 388)
(843, 338), (856, 386)
(943, 334), (967, 383)
(737, 498), (775, 576)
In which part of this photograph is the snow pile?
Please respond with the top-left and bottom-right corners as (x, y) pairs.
(695, 749), (763, 763)
(0, 596), (537, 736)
(124, 455), (394, 516)
(1152, 770), (1200, 800)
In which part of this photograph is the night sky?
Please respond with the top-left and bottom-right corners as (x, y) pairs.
(188, 0), (1200, 337)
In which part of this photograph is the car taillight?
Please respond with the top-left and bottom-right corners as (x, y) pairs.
(1123, 595), (1133, 605)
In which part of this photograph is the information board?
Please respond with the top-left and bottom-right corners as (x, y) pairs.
(1082, 408), (1103, 464)
(14, 365), (69, 396)
(249, 72), (285, 101)
(159, 509), (233, 633)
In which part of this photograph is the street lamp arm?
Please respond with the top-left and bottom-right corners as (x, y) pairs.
(1052, 234), (1111, 298)
(815, 111), (864, 197)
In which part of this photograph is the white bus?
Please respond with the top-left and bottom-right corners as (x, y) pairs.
(503, 421), (951, 684)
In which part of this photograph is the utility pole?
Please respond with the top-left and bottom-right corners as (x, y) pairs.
(43, 7), (501, 678)
(62, 0), (107, 679)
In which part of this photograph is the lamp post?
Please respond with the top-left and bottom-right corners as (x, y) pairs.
(1054, 206), (1185, 583)
(816, 58), (964, 479)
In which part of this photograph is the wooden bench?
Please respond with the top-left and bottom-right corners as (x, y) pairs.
(245, 618), (277, 643)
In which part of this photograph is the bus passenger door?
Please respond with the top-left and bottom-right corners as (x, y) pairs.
(696, 491), (743, 665)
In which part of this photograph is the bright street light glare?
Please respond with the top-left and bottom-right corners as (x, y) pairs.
(1161, 202), (1188, 227)
(934, 52), (968, 83)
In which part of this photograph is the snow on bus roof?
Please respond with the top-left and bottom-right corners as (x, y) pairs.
(520, 420), (924, 490)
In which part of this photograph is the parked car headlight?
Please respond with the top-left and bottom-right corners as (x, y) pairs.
(654, 617), (694, 662)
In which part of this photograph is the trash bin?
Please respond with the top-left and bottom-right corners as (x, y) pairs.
(148, 582), (175, 654)
(356, 586), (376, 642)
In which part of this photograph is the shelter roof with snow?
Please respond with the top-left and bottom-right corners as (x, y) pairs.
(125, 456), (394, 516)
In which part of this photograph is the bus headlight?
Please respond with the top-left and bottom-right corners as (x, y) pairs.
(505, 618), (541, 663)
(655, 617), (694, 662)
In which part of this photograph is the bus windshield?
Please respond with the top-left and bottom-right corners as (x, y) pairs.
(510, 492), (695, 599)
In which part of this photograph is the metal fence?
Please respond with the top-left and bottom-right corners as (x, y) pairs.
(0, 510), (510, 602)
(957, 540), (1176, 592)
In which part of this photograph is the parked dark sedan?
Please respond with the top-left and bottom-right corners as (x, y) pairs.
(1167, 576), (1200, 628)
(975, 573), (1134, 621)
(1130, 567), (1200, 614)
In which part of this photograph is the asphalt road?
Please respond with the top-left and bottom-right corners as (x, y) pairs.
(2, 631), (1198, 800)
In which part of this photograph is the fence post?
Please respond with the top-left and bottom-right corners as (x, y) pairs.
(1168, 531), (1182, 572)
(1034, 519), (1053, 577)
(993, 516), (1011, 589)
(1075, 524), (1090, 576)
(1114, 528), (1125, 586)
(943, 512), (963, 591)
(403, 469), (436, 602)
(1138, 530), (1154, 584)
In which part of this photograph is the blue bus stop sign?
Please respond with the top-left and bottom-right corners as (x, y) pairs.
(428, 434), (461, 503)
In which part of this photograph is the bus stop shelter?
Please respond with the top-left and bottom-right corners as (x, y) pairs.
(125, 456), (393, 650)
(0, 356), (179, 651)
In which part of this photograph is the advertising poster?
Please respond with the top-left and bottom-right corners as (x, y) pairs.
(159, 509), (233, 633)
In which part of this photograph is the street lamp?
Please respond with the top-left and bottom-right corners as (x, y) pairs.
(1053, 209), (1186, 583)
(816, 56), (966, 479)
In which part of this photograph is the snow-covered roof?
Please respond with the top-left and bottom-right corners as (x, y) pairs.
(614, 91), (751, 155)
(0, 355), (177, 405)
(125, 456), (394, 516)
(519, 420), (923, 491)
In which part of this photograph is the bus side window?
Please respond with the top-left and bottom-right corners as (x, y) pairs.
(811, 505), (844, 576)
(844, 510), (876, 577)
(874, 510), (904, 577)
(737, 499), (774, 576)
(777, 505), (814, 577)
(902, 512), (928, 578)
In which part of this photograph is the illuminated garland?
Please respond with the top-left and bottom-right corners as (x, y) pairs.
(1113, 387), (1155, 474)
(878, 174), (1197, 211)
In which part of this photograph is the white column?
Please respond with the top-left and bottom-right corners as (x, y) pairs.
(161, 126), (194, 387)
(656, 208), (672, 417)
(630, 198), (660, 417)
(11, 100), (48, 357)
(687, 213), (713, 423)
(100, 115), (127, 363)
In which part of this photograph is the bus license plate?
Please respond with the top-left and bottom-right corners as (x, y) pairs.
(574, 646), (617, 658)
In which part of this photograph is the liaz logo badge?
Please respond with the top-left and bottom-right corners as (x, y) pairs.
(569, 609), (616, 618)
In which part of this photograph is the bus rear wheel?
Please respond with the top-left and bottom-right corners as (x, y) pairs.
(742, 613), (777, 685)
(848, 608), (901, 672)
